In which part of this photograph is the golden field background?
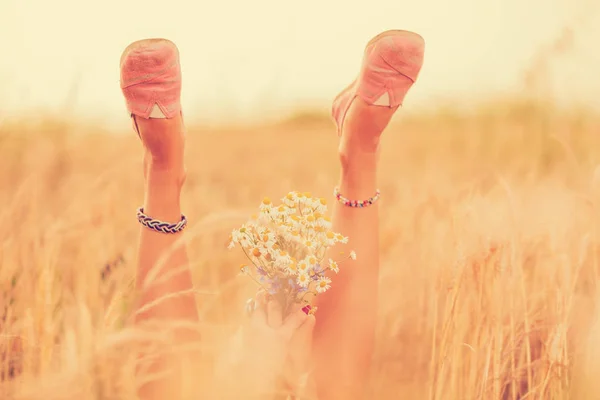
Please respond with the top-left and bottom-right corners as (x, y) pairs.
(2, 99), (600, 399)
(1, 0), (599, 397)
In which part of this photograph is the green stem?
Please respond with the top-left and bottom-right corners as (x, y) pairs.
(242, 268), (271, 294)
(241, 247), (263, 270)
(300, 290), (318, 302)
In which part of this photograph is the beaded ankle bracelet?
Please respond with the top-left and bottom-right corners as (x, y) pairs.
(334, 187), (381, 208)
(136, 207), (188, 234)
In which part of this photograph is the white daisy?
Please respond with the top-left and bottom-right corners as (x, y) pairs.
(314, 198), (327, 213)
(335, 233), (349, 244)
(256, 228), (276, 249)
(297, 261), (310, 274)
(275, 251), (292, 269)
(231, 226), (247, 243)
(285, 262), (298, 275)
(259, 197), (274, 214)
(283, 191), (299, 207)
(328, 259), (339, 274)
(297, 272), (310, 288)
(324, 231), (336, 246)
(315, 277), (332, 293)
(303, 239), (318, 252)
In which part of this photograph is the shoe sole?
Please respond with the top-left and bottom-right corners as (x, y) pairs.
(333, 30), (424, 107)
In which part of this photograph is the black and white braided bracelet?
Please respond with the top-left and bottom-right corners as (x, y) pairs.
(136, 207), (188, 234)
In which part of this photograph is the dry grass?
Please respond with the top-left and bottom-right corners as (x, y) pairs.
(1, 99), (600, 399)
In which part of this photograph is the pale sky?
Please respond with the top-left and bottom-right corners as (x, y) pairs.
(0, 0), (598, 128)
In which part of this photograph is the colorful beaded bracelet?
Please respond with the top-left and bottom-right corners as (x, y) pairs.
(334, 187), (381, 208)
(136, 207), (188, 234)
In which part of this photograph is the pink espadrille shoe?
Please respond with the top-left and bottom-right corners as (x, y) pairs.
(120, 38), (182, 120)
(332, 30), (425, 135)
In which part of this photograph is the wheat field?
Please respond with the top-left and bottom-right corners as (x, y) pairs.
(1, 99), (600, 399)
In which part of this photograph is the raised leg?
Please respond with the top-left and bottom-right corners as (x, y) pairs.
(120, 39), (199, 400)
(313, 30), (425, 399)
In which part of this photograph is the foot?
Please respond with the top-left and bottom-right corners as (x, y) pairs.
(332, 30), (425, 158)
(119, 39), (186, 184)
(120, 38), (182, 119)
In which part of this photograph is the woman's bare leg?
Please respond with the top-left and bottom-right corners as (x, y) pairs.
(312, 30), (424, 399)
(120, 39), (199, 400)
(134, 117), (200, 400)
(313, 100), (394, 399)
(134, 116), (196, 326)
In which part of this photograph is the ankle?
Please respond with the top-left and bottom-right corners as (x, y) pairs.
(338, 153), (378, 199)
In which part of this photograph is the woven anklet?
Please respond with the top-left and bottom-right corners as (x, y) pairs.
(136, 207), (188, 234)
(334, 187), (380, 208)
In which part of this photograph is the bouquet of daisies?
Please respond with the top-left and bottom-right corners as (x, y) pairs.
(228, 191), (356, 316)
